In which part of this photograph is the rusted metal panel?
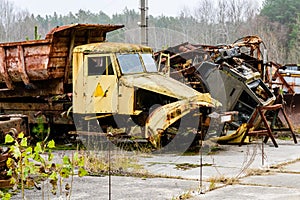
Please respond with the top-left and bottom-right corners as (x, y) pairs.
(23, 45), (50, 56)
(17, 45), (30, 85)
(0, 47), (13, 89)
(281, 93), (300, 129)
(44, 24), (123, 39)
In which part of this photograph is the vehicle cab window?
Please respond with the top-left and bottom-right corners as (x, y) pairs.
(117, 53), (158, 74)
(117, 54), (144, 74)
(88, 55), (114, 76)
(141, 54), (158, 72)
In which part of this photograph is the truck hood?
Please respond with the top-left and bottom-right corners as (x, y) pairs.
(119, 73), (216, 107)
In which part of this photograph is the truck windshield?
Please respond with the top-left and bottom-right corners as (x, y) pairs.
(117, 53), (158, 74)
(141, 54), (158, 72)
(117, 54), (144, 74)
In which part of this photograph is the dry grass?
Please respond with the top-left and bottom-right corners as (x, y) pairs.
(81, 150), (147, 176)
(206, 175), (239, 191)
(172, 190), (193, 200)
(245, 168), (271, 176)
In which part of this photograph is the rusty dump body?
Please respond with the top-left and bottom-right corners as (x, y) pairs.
(0, 24), (124, 136)
(0, 23), (123, 96)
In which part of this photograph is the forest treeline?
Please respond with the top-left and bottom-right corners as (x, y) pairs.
(0, 0), (299, 64)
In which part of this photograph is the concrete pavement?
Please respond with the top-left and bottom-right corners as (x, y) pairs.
(10, 139), (300, 200)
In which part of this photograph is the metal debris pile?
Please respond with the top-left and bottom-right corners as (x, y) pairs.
(154, 35), (299, 143)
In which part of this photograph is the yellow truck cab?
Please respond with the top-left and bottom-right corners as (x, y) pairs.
(73, 42), (215, 147)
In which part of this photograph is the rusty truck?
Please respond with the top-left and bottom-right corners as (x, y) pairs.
(0, 24), (216, 148)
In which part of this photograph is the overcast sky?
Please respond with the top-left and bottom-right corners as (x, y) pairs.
(10, 0), (200, 17)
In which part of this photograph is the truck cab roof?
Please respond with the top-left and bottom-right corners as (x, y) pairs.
(73, 42), (153, 54)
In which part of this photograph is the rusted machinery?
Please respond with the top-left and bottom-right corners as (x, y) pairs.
(154, 35), (298, 143)
(217, 36), (300, 130)
(0, 24), (217, 148)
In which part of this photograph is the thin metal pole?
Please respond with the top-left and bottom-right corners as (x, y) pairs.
(262, 137), (264, 166)
(108, 133), (112, 200)
(199, 138), (204, 194)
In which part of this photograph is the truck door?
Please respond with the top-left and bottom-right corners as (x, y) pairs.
(84, 54), (118, 113)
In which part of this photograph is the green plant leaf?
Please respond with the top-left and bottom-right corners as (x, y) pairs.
(73, 152), (79, 162)
(49, 171), (58, 181)
(18, 132), (24, 139)
(6, 169), (13, 176)
(10, 177), (16, 185)
(63, 155), (70, 164)
(0, 191), (11, 200)
(3, 193), (11, 200)
(21, 151), (27, 158)
(78, 156), (85, 167)
(47, 140), (55, 148)
(78, 167), (88, 177)
(6, 157), (15, 168)
(33, 152), (45, 163)
(48, 151), (54, 161)
(5, 134), (14, 144)
(24, 166), (30, 180)
(11, 146), (21, 159)
(60, 167), (71, 178)
(34, 142), (42, 153)
(26, 146), (33, 154)
(20, 137), (27, 147)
